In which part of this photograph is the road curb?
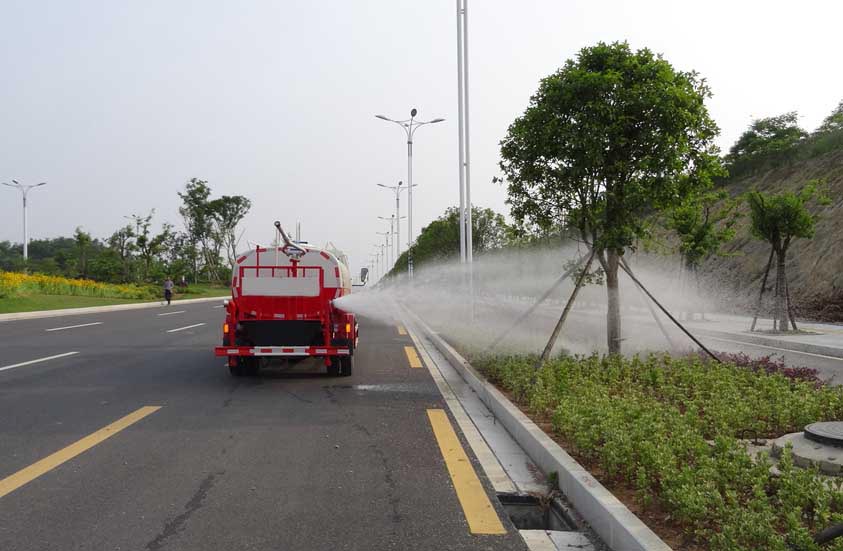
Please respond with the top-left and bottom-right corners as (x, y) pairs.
(0, 296), (226, 322)
(693, 328), (843, 360)
(405, 309), (672, 551)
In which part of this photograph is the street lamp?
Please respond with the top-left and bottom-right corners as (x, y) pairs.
(376, 231), (391, 271)
(375, 110), (444, 278)
(456, 0), (473, 264)
(378, 214), (405, 268)
(2, 179), (47, 261)
(377, 181), (413, 261)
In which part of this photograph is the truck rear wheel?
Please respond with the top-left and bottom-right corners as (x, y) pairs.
(229, 361), (245, 377)
(326, 356), (341, 377)
(340, 355), (353, 377)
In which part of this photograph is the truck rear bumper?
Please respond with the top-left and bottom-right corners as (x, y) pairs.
(214, 346), (351, 357)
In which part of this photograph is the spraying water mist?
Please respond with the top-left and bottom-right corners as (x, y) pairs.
(335, 244), (728, 358)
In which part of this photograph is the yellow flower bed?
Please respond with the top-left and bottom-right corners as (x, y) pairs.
(0, 271), (153, 299)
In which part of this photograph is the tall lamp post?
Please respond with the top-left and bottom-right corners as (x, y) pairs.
(376, 231), (391, 270)
(378, 214), (405, 267)
(456, 0), (473, 264)
(377, 181), (412, 261)
(2, 179), (47, 261)
(375, 110), (444, 279)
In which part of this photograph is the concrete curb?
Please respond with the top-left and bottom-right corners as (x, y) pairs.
(694, 328), (843, 360)
(405, 310), (672, 551)
(0, 296), (227, 322)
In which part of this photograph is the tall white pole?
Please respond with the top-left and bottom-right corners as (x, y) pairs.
(22, 191), (28, 261)
(395, 183), (401, 258)
(407, 128), (414, 280)
(463, 0), (473, 264)
(456, 0), (466, 264)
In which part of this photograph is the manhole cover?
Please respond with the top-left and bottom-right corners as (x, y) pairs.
(805, 422), (843, 447)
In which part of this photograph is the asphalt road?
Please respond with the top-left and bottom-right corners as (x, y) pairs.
(0, 302), (526, 550)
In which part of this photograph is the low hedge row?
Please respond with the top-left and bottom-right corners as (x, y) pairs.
(471, 353), (843, 550)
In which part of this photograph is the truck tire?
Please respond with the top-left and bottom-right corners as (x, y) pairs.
(327, 356), (341, 377)
(340, 355), (353, 377)
(229, 361), (245, 377)
(244, 357), (260, 376)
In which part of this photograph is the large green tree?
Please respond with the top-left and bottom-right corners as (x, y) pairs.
(209, 195), (252, 268)
(499, 41), (722, 353)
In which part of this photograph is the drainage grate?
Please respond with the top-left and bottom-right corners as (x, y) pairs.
(497, 493), (577, 531)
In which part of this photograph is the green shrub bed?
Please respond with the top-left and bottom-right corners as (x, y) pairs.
(471, 353), (843, 550)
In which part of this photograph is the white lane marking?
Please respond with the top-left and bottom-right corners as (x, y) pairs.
(45, 322), (103, 332)
(157, 310), (186, 317)
(166, 323), (206, 333)
(212, 305), (224, 309)
(704, 336), (843, 362)
(0, 352), (80, 373)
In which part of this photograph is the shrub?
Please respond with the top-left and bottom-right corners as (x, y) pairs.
(471, 352), (843, 550)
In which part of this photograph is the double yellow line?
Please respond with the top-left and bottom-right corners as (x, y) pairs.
(0, 406), (161, 499)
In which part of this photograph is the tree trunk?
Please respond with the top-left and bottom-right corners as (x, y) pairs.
(775, 250), (787, 332)
(606, 249), (622, 355)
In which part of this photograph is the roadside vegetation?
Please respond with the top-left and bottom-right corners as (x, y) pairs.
(472, 351), (843, 550)
(0, 271), (228, 313)
(0, 178), (243, 313)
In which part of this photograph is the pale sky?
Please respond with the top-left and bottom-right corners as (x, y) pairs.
(1, 0), (841, 277)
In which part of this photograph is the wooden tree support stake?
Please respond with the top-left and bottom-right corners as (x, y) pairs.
(618, 260), (721, 363)
(620, 258), (679, 351)
(490, 251), (589, 351)
(535, 250), (596, 369)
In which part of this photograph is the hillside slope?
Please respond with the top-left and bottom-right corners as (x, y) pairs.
(701, 149), (843, 320)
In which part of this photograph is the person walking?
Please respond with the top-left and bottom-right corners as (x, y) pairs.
(163, 276), (174, 306)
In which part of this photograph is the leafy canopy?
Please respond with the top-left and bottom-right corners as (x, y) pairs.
(726, 112), (807, 165)
(667, 190), (739, 269)
(499, 41), (722, 255)
(814, 99), (843, 136)
(746, 180), (828, 252)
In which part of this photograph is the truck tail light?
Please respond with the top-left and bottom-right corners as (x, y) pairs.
(223, 323), (230, 334)
(345, 323), (351, 334)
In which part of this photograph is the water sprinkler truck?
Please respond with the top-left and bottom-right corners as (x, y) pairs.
(214, 222), (367, 376)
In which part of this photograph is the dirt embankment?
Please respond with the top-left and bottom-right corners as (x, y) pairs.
(701, 149), (843, 322)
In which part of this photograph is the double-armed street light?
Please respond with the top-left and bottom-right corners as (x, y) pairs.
(378, 214), (405, 268)
(2, 179), (47, 261)
(376, 231), (391, 270)
(375, 110), (444, 279)
(376, 181), (412, 261)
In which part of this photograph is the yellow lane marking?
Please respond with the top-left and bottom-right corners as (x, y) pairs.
(404, 346), (423, 368)
(426, 409), (506, 535)
(397, 325), (407, 336)
(0, 406), (162, 500)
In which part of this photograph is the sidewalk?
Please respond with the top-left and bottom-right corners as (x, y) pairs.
(679, 313), (843, 359)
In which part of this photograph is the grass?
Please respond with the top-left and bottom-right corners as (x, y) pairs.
(0, 289), (229, 314)
(471, 352), (843, 551)
(0, 271), (230, 314)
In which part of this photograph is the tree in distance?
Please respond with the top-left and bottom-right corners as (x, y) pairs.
(666, 189), (740, 318)
(499, 41), (723, 354)
(746, 180), (829, 332)
(389, 206), (509, 277)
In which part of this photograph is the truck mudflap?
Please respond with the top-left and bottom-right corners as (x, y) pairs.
(214, 346), (351, 357)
